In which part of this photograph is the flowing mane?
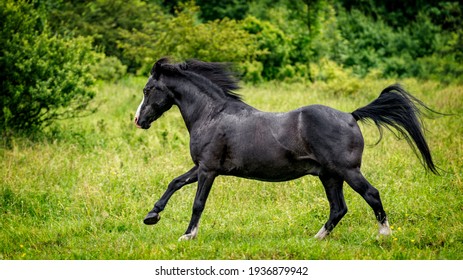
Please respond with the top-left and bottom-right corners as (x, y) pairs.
(152, 58), (242, 101)
(183, 59), (242, 100)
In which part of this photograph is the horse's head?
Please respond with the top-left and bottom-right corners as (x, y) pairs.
(134, 59), (175, 129)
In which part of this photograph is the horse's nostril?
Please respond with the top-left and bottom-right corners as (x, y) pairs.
(134, 117), (142, 128)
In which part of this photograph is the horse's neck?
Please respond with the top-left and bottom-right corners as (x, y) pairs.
(174, 89), (224, 132)
(175, 88), (252, 133)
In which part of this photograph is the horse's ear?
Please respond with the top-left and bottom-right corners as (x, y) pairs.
(151, 60), (161, 79)
(151, 58), (178, 79)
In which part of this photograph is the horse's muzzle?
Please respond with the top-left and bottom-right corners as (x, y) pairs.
(134, 117), (142, 128)
(135, 117), (151, 129)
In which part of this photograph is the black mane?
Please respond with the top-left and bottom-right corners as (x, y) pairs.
(153, 58), (242, 101)
(183, 59), (241, 100)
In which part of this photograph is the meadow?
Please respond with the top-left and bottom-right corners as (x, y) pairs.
(1, 77), (462, 260)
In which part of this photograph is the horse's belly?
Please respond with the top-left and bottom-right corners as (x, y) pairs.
(235, 169), (316, 182)
(221, 155), (321, 182)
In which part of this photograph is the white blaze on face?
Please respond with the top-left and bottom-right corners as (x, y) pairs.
(134, 95), (144, 126)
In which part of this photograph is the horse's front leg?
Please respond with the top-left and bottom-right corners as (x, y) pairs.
(144, 166), (198, 225)
(178, 169), (217, 241)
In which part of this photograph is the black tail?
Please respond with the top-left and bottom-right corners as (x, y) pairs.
(352, 84), (438, 174)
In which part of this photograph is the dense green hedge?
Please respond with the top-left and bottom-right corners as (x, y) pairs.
(42, 0), (462, 83)
(118, 3), (259, 75)
(0, 0), (97, 133)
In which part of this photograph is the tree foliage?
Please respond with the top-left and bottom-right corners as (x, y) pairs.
(118, 2), (259, 75)
(1, 0), (97, 133)
(37, 0), (463, 84)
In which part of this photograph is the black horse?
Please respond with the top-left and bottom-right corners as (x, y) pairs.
(134, 58), (438, 240)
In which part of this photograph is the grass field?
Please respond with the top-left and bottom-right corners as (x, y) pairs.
(1, 77), (462, 259)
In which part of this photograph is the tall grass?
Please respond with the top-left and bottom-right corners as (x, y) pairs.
(1, 77), (462, 259)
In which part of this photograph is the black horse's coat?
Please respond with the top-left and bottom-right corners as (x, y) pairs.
(134, 58), (438, 240)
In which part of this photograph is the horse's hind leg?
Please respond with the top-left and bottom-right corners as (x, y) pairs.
(344, 168), (392, 236)
(315, 173), (348, 239)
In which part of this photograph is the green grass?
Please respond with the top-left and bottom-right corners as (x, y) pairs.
(1, 77), (462, 259)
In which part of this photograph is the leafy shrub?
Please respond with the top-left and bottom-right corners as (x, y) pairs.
(239, 60), (264, 84)
(310, 58), (361, 96)
(118, 2), (259, 75)
(414, 54), (463, 84)
(242, 16), (291, 80)
(334, 5), (463, 83)
(195, 0), (249, 21)
(90, 55), (127, 82)
(35, 0), (463, 84)
(45, 0), (155, 72)
(0, 0), (97, 133)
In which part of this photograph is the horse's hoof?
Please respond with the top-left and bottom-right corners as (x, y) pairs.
(178, 234), (195, 241)
(178, 226), (199, 241)
(378, 220), (392, 236)
(379, 227), (392, 236)
(143, 212), (161, 225)
(314, 225), (330, 240)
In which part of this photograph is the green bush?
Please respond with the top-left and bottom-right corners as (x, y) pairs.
(35, 0), (462, 84)
(118, 2), (259, 75)
(310, 58), (361, 96)
(90, 54), (127, 82)
(414, 54), (463, 84)
(334, 5), (463, 83)
(45, 0), (156, 72)
(242, 16), (291, 80)
(0, 0), (97, 133)
(239, 60), (264, 84)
